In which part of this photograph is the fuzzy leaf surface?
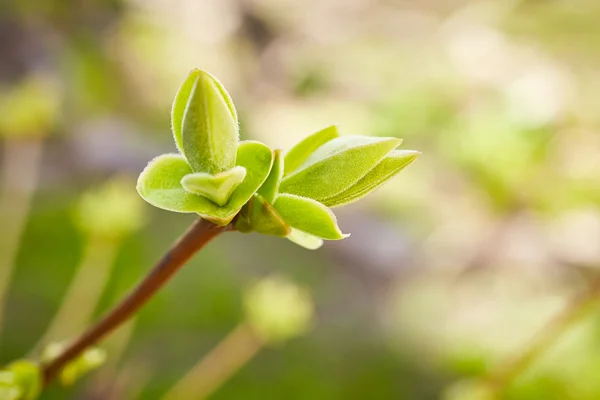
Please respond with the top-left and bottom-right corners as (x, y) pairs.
(283, 125), (339, 176)
(137, 141), (273, 225)
(273, 194), (347, 240)
(181, 166), (247, 207)
(180, 70), (238, 173)
(323, 150), (420, 208)
(280, 136), (401, 201)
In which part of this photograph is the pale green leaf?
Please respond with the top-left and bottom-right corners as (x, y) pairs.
(258, 149), (283, 203)
(181, 166), (246, 207)
(181, 70), (238, 173)
(273, 194), (348, 240)
(137, 141), (273, 225)
(171, 69), (200, 154)
(286, 228), (323, 250)
(240, 194), (290, 237)
(322, 150), (420, 208)
(280, 136), (401, 201)
(283, 125), (339, 176)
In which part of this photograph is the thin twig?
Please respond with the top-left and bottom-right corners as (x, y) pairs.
(41, 217), (230, 385)
(0, 138), (43, 330)
(486, 276), (600, 394)
(163, 323), (263, 400)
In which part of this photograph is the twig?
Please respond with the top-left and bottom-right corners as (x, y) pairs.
(163, 323), (263, 400)
(0, 138), (43, 330)
(486, 276), (600, 394)
(41, 217), (231, 385)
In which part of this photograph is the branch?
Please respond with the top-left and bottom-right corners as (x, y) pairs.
(42, 217), (231, 385)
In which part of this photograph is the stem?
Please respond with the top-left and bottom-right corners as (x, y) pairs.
(36, 237), (119, 350)
(0, 138), (43, 330)
(486, 277), (600, 393)
(163, 323), (263, 400)
(41, 217), (229, 385)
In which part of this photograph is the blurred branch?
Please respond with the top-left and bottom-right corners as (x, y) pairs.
(486, 274), (600, 395)
(0, 138), (44, 330)
(35, 237), (120, 351)
(163, 323), (263, 400)
(41, 217), (232, 386)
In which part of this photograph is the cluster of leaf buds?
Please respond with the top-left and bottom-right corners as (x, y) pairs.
(137, 69), (419, 248)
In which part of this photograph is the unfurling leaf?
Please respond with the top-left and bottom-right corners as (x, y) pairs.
(258, 149), (284, 204)
(181, 166), (247, 207)
(172, 69), (238, 174)
(283, 125), (339, 176)
(137, 141), (273, 225)
(280, 136), (401, 201)
(273, 194), (348, 240)
(322, 149), (420, 208)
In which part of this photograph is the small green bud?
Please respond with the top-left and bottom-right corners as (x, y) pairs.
(41, 343), (106, 386)
(73, 176), (146, 240)
(172, 69), (238, 174)
(244, 275), (314, 344)
(0, 74), (61, 139)
(181, 166), (247, 207)
(0, 361), (41, 400)
(236, 194), (290, 237)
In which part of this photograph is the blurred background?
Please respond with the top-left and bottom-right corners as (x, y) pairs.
(2, 0), (600, 398)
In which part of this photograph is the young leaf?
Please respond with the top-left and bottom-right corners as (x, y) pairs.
(243, 194), (290, 237)
(181, 70), (239, 173)
(181, 166), (247, 207)
(273, 194), (348, 240)
(137, 141), (273, 225)
(171, 69), (201, 154)
(322, 150), (420, 208)
(257, 149), (283, 204)
(286, 229), (324, 250)
(283, 125), (339, 176)
(280, 136), (401, 201)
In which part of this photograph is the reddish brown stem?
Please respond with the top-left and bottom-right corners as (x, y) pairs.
(42, 218), (229, 385)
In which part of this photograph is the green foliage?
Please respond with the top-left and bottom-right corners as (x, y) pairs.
(138, 68), (418, 245)
(41, 343), (106, 387)
(243, 275), (314, 345)
(0, 361), (41, 400)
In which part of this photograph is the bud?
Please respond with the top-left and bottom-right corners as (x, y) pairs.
(0, 73), (61, 139)
(0, 360), (41, 400)
(171, 69), (238, 174)
(42, 343), (106, 386)
(73, 176), (146, 240)
(244, 275), (314, 344)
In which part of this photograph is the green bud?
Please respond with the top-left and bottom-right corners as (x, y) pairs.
(280, 136), (401, 201)
(236, 194), (290, 237)
(73, 176), (147, 240)
(181, 166), (246, 207)
(244, 275), (314, 344)
(0, 74), (61, 139)
(172, 69), (238, 174)
(0, 361), (41, 400)
(41, 343), (106, 387)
